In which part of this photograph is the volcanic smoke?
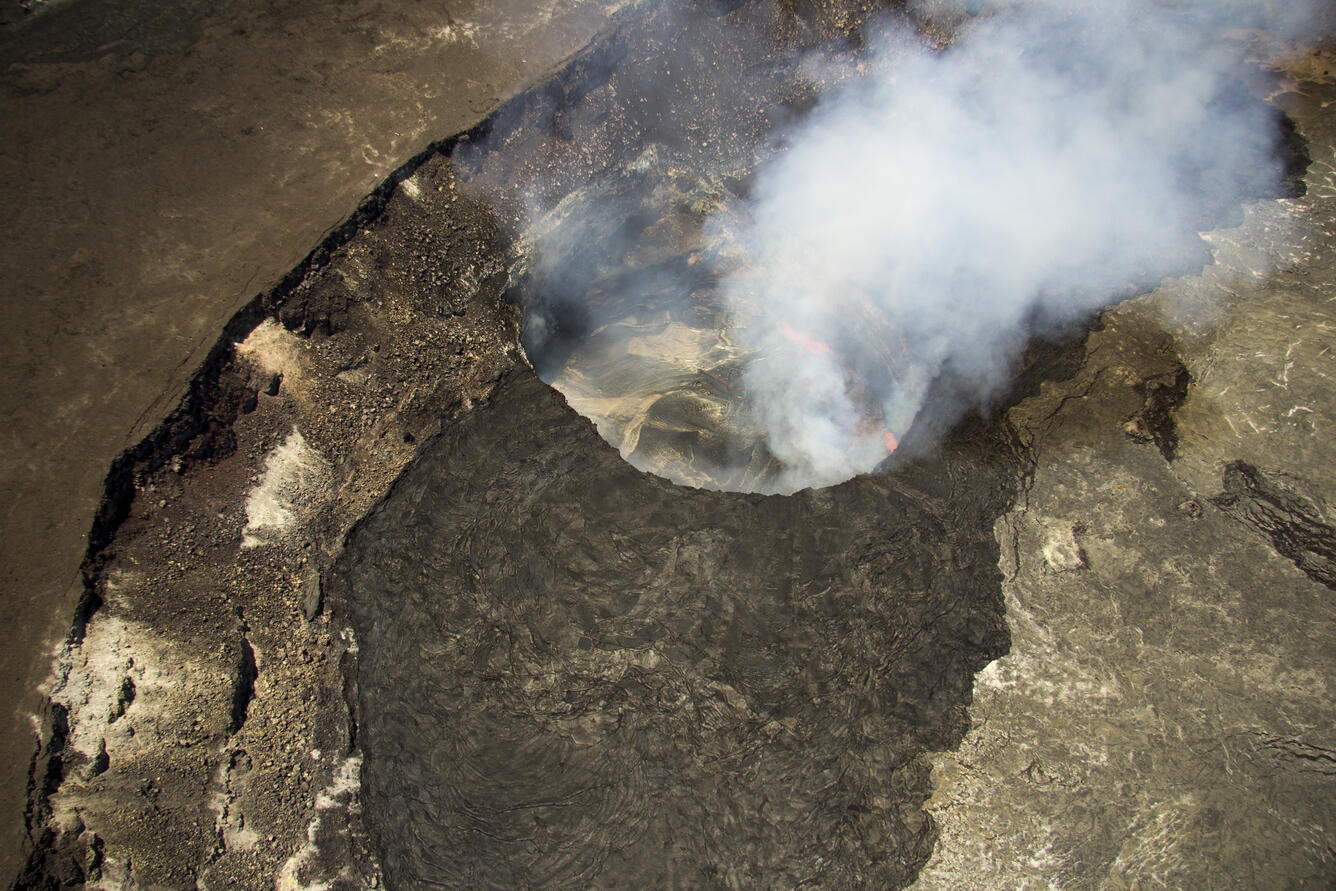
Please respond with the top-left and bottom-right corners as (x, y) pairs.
(711, 0), (1317, 490)
(506, 0), (1320, 493)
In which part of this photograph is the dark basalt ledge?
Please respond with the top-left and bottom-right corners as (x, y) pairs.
(1212, 461), (1336, 591)
(329, 366), (1017, 889)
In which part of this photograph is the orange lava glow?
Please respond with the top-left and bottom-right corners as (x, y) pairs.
(778, 321), (831, 355)
(774, 321), (899, 455)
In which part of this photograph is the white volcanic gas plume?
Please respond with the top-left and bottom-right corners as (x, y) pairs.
(711, 0), (1315, 490)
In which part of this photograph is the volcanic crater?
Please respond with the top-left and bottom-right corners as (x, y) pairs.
(12, 0), (1334, 888)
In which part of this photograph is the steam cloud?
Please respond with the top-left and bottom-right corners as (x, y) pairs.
(502, 0), (1320, 492)
(714, 0), (1310, 489)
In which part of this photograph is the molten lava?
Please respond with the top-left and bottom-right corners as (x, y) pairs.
(778, 320), (831, 355)
(778, 320), (899, 454)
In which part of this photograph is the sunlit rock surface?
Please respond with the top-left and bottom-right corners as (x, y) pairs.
(916, 70), (1336, 889)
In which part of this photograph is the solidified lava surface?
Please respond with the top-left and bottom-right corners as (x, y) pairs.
(330, 367), (1016, 888)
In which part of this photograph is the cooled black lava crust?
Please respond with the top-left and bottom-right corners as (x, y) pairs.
(332, 368), (1015, 889)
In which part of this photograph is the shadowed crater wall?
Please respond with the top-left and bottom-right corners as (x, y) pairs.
(330, 367), (1018, 888)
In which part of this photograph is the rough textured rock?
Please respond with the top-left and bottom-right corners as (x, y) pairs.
(915, 68), (1336, 891)
(331, 366), (1014, 889)
(11, 151), (526, 889)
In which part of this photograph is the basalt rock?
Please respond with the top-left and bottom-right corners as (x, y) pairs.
(330, 366), (1017, 889)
